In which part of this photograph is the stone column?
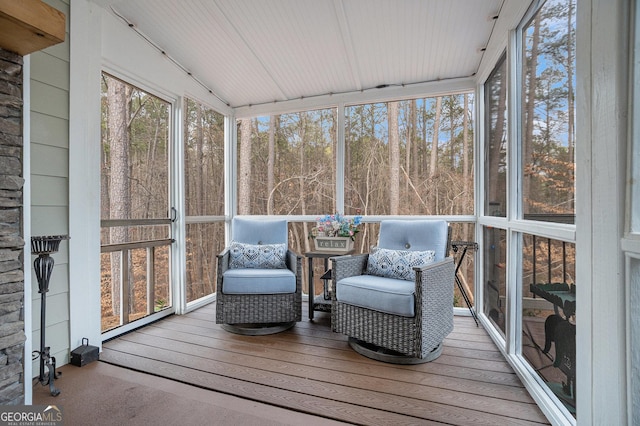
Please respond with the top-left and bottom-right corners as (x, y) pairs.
(0, 47), (26, 405)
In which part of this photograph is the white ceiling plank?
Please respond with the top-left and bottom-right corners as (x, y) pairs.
(97, 0), (514, 109)
(332, 0), (362, 91)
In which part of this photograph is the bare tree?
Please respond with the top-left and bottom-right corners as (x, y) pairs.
(296, 112), (309, 253)
(238, 118), (252, 214)
(488, 62), (507, 216)
(194, 103), (204, 291)
(566, 0), (575, 211)
(410, 100), (418, 202)
(462, 93), (470, 236)
(330, 108), (338, 213)
(429, 96), (442, 212)
(267, 115), (276, 214)
(388, 101), (400, 214)
(523, 16), (540, 213)
(106, 78), (131, 316)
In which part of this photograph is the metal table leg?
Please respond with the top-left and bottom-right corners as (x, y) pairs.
(308, 257), (314, 320)
(452, 241), (479, 326)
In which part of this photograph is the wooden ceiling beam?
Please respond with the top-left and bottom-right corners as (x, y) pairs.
(0, 0), (65, 56)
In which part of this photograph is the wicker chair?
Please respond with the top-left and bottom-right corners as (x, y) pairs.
(331, 219), (454, 363)
(216, 217), (302, 335)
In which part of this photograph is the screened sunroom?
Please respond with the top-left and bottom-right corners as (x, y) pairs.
(0, 0), (636, 424)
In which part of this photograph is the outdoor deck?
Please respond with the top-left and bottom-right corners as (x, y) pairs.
(88, 303), (549, 425)
(32, 302), (551, 425)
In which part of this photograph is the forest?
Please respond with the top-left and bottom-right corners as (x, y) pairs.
(232, 94), (477, 307)
(238, 96), (474, 219)
(100, 73), (172, 330)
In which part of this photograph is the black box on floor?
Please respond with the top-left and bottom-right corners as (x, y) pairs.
(70, 338), (99, 367)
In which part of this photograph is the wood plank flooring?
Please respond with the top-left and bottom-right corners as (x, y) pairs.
(101, 303), (550, 426)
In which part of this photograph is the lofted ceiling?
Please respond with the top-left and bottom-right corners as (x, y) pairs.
(93, 0), (505, 109)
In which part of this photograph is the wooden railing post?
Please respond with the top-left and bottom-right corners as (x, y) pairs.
(121, 249), (130, 326)
(147, 247), (155, 315)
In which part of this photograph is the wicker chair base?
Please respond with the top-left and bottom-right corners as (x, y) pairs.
(222, 322), (296, 335)
(348, 338), (443, 364)
(216, 249), (303, 331)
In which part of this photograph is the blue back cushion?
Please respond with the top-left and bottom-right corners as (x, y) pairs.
(377, 219), (448, 261)
(232, 217), (288, 249)
(229, 241), (287, 269)
(366, 247), (436, 281)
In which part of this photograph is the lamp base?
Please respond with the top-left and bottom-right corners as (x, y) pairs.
(34, 347), (61, 396)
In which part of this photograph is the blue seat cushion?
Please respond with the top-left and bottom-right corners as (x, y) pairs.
(222, 268), (296, 294)
(336, 275), (415, 317)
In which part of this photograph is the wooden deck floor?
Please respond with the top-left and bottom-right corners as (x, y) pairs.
(101, 303), (550, 425)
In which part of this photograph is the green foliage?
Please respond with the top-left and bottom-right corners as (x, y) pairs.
(155, 299), (167, 311)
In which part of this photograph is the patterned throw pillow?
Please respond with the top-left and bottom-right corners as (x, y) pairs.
(366, 247), (436, 281)
(229, 241), (287, 269)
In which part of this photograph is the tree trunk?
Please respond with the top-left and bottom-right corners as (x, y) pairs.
(462, 93), (470, 237)
(410, 99), (418, 198)
(523, 16), (540, 214)
(369, 105), (376, 214)
(566, 0), (575, 211)
(421, 102), (427, 177)
(404, 102), (411, 201)
(488, 64), (507, 217)
(267, 115), (276, 214)
(449, 97), (455, 169)
(298, 114), (308, 251)
(196, 104), (204, 215)
(195, 104), (204, 293)
(107, 79), (132, 316)
(298, 113), (307, 213)
(429, 96), (442, 213)
(183, 100), (193, 298)
(388, 101), (400, 215)
(238, 118), (252, 215)
(331, 108), (338, 213)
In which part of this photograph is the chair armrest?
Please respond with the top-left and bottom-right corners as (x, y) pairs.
(414, 257), (455, 343)
(286, 249), (303, 294)
(285, 249), (301, 271)
(216, 248), (230, 295)
(217, 248), (230, 273)
(413, 257), (453, 275)
(414, 257), (455, 295)
(331, 253), (369, 283)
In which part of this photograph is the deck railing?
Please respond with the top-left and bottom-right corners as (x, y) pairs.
(101, 237), (173, 325)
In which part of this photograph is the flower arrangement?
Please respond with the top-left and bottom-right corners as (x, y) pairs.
(311, 213), (362, 241)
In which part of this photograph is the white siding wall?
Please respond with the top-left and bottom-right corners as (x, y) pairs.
(29, 0), (71, 375)
(626, 2), (640, 423)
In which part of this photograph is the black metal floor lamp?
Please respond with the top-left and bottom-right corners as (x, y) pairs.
(31, 235), (69, 396)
